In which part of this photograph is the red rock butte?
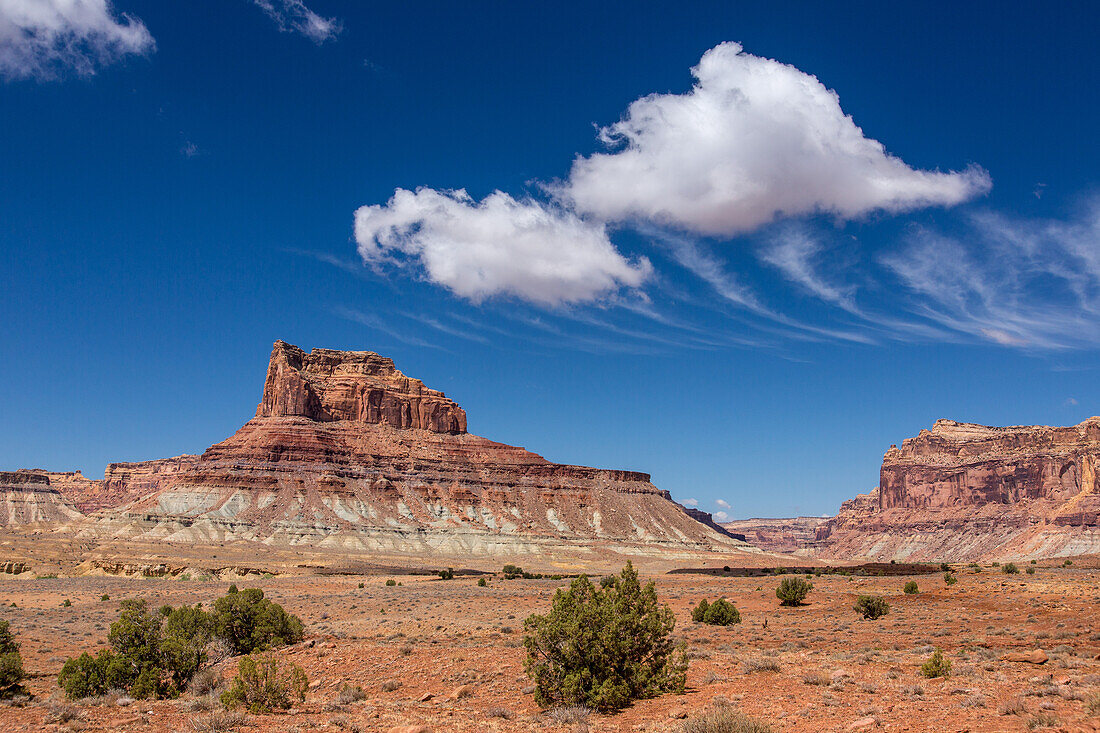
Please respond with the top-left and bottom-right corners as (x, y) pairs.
(15, 340), (754, 567)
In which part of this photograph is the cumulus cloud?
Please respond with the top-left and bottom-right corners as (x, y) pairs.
(0, 0), (154, 80)
(715, 498), (731, 509)
(713, 510), (730, 522)
(682, 498), (699, 507)
(558, 42), (990, 236)
(354, 188), (653, 307)
(253, 0), (341, 44)
(883, 199), (1100, 349)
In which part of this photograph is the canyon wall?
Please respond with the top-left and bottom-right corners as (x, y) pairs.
(813, 418), (1100, 561)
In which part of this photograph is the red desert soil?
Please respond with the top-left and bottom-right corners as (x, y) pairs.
(1, 563), (1099, 732)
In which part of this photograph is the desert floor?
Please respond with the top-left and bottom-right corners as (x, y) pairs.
(0, 562), (1098, 732)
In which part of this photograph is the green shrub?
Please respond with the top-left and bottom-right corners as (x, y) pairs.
(477, 577), (488, 587)
(775, 577), (812, 606)
(438, 568), (454, 580)
(1026, 567), (1035, 575)
(691, 599), (709, 623)
(1030, 559), (1037, 564)
(701, 599), (740, 626)
(212, 588), (304, 656)
(943, 572), (957, 585)
(58, 650), (119, 699)
(903, 581), (919, 594)
(523, 562), (686, 712)
(1003, 562), (1020, 574)
(854, 595), (890, 620)
(920, 648), (951, 678)
(385, 579), (397, 587)
(220, 655), (307, 713)
(1063, 559), (1073, 567)
(59, 588), (304, 700)
(502, 564), (523, 579)
(100, 594), (110, 601)
(0, 620), (26, 699)
(358, 581), (365, 588)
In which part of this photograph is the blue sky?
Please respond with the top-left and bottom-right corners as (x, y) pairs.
(2, 1), (1099, 520)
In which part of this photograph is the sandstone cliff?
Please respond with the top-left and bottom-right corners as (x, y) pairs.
(720, 516), (828, 555)
(814, 418), (1100, 561)
(0, 470), (84, 526)
(84, 341), (751, 562)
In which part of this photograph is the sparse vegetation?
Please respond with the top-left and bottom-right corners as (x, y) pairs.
(1003, 562), (1020, 574)
(1027, 566), (1035, 574)
(775, 577), (812, 606)
(1027, 713), (1059, 729)
(943, 572), (957, 585)
(477, 577), (488, 587)
(903, 581), (919, 594)
(438, 568), (454, 580)
(523, 562), (686, 712)
(692, 598), (740, 625)
(337, 684), (365, 704)
(220, 655), (307, 713)
(385, 579), (397, 587)
(920, 648), (951, 678)
(189, 708), (248, 733)
(58, 589), (302, 700)
(854, 594), (890, 620)
(682, 707), (775, 733)
(0, 619), (26, 698)
(212, 588), (304, 655)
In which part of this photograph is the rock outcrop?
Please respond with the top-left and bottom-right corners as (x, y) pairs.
(85, 341), (751, 562)
(0, 470), (84, 526)
(257, 341), (466, 433)
(720, 516), (829, 555)
(814, 418), (1100, 561)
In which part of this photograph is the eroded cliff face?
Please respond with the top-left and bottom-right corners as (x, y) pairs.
(257, 341), (467, 434)
(86, 341), (749, 560)
(0, 471), (83, 526)
(814, 419), (1100, 561)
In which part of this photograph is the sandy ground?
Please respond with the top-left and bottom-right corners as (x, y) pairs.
(0, 562), (1098, 732)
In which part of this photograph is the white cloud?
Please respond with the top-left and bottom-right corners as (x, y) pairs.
(682, 498), (699, 507)
(354, 187), (652, 307)
(253, 0), (341, 44)
(715, 499), (731, 509)
(558, 42), (990, 236)
(0, 0), (154, 81)
(883, 199), (1100, 349)
(713, 510), (730, 522)
(761, 225), (856, 310)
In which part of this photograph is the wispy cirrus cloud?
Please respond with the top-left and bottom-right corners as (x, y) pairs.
(253, 0), (341, 44)
(0, 0), (154, 81)
(882, 200), (1100, 349)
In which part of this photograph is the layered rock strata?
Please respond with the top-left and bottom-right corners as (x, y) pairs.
(0, 470), (84, 526)
(814, 418), (1100, 561)
(720, 516), (828, 555)
(86, 341), (750, 560)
